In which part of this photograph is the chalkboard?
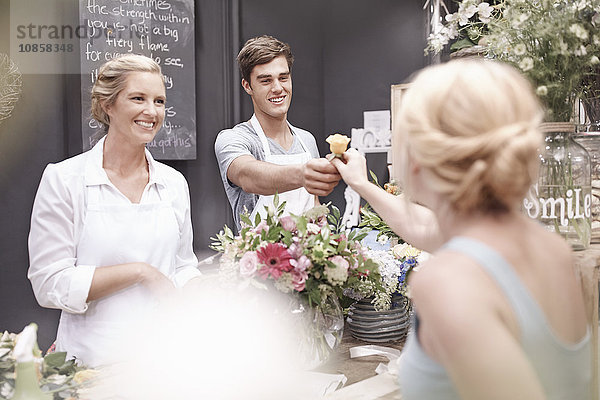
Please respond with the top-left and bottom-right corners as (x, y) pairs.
(79, 0), (196, 159)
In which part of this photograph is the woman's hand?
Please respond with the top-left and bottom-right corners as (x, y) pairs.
(328, 148), (370, 194)
(87, 262), (176, 302)
(138, 263), (177, 298)
(330, 148), (443, 252)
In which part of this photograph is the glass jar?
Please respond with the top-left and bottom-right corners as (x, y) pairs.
(573, 124), (600, 243)
(289, 292), (344, 369)
(523, 122), (592, 250)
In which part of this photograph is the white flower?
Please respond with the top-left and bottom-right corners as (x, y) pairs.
(574, 45), (588, 56)
(569, 23), (589, 40)
(518, 57), (534, 72)
(457, 4), (478, 26)
(593, 35), (600, 46)
(427, 33), (449, 54)
(45, 374), (69, 385)
(536, 86), (548, 96)
(306, 223), (321, 234)
(511, 13), (529, 28)
(373, 292), (391, 311)
(591, 55), (600, 65)
(14, 324), (37, 363)
(445, 13), (459, 24)
(513, 43), (526, 56)
(477, 2), (494, 23)
(0, 382), (14, 399)
(274, 272), (294, 293)
(557, 38), (569, 55)
(0, 331), (13, 343)
(377, 234), (389, 245)
(573, 0), (588, 11)
(441, 24), (459, 40)
(324, 262), (349, 285)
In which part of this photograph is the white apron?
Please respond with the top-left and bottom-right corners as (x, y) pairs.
(249, 114), (315, 220)
(55, 178), (180, 367)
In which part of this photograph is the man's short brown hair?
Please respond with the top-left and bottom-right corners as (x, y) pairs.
(237, 35), (294, 83)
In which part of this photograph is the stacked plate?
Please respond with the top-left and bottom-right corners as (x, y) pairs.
(347, 295), (411, 343)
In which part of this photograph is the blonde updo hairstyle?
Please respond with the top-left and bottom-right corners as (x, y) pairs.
(91, 54), (163, 129)
(395, 59), (544, 214)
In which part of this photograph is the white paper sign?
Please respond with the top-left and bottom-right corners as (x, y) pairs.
(363, 110), (391, 130)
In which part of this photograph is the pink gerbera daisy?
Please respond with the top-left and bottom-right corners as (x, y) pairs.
(256, 243), (293, 279)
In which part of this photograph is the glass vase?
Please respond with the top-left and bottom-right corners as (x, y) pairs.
(290, 292), (344, 370)
(523, 122), (592, 250)
(573, 124), (600, 243)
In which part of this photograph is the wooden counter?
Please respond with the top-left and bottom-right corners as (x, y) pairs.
(319, 327), (404, 399)
(574, 245), (600, 400)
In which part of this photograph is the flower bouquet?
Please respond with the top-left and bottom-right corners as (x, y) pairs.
(210, 196), (384, 366)
(346, 243), (426, 311)
(343, 242), (427, 343)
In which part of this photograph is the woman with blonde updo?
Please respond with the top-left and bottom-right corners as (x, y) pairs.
(330, 59), (591, 399)
(28, 54), (202, 367)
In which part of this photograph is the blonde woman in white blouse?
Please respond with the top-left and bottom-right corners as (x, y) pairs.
(28, 54), (201, 367)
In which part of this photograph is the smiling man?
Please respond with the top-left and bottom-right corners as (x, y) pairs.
(215, 35), (341, 230)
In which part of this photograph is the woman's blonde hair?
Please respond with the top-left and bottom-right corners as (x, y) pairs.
(394, 59), (544, 214)
(91, 54), (163, 128)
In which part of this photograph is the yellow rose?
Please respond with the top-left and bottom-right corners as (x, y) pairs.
(73, 369), (99, 384)
(326, 134), (351, 155)
(392, 243), (421, 259)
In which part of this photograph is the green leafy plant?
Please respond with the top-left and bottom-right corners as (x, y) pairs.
(0, 330), (94, 400)
(358, 171), (404, 244)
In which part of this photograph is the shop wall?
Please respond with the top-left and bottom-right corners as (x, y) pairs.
(0, 0), (426, 350)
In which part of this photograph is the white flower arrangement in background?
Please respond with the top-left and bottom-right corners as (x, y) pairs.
(427, 0), (600, 122)
(426, 0), (500, 54)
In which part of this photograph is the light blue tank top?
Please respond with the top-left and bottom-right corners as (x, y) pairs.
(398, 236), (592, 400)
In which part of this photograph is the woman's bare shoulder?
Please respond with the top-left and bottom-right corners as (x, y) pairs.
(409, 251), (492, 314)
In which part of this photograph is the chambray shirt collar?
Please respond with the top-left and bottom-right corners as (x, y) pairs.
(84, 135), (166, 188)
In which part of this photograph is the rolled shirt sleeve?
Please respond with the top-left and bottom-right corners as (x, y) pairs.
(169, 172), (201, 288)
(28, 164), (95, 314)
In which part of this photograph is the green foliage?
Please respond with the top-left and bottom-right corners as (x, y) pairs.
(358, 170), (404, 243)
(0, 331), (89, 400)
